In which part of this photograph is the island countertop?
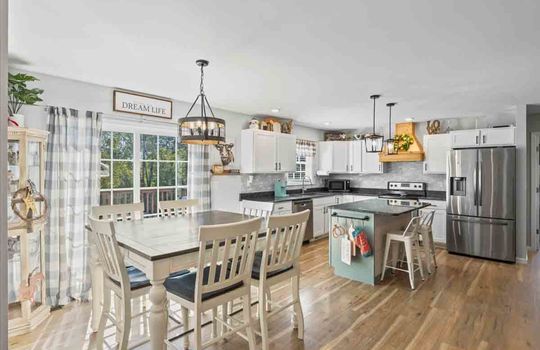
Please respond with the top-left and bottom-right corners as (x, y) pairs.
(329, 198), (431, 216)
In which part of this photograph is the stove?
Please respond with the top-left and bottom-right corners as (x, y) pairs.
(378, 181), (427, 204)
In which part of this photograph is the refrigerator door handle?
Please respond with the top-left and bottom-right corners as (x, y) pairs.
(473, 166), (478, 206)
(478, 161), (482, 207)
(450, 218), (509, 226)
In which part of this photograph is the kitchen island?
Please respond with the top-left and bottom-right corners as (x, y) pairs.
(329, 198), (430, 285)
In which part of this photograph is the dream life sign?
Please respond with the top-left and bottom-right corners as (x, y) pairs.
(113, 90), (173, 119)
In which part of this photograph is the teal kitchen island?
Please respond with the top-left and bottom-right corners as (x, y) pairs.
(329, 198), (430, 285)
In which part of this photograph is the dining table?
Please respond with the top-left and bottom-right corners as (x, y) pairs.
(88, 210), (267, 350)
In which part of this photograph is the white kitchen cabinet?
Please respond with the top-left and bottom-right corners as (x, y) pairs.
(479, 127), (515, 146)
(341, 194), (355, 203)
(313, 206), (326, 237)
(360, 140), (384, 174)
(332, 141), (349, 173)
(450, 129), (480, 148)
(349, 141), (363, 173)
(272, 201), (292, 215)
(318, 141), (333, 174)
(241, 129), (297, 173)
(423, 134), (451, 174)
(420, 200), (446, 244)
(450, 127), (515, 149)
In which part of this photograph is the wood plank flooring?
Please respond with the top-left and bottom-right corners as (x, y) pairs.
(8, 238), (540, 349)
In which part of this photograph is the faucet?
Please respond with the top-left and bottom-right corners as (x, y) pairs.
(301, 175), (313, 194)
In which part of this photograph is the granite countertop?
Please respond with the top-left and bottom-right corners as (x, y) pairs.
(239, 187), (446, 203)
(330, 198), (431, 216)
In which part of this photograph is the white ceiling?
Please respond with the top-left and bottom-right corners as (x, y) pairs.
(8, 0), (540, 130)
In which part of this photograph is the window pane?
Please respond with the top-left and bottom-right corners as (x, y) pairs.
(140, 189), (157, 215)
(113, 190), (133, 204)
(177, 187), (188, 200)
(140, 161), (157, 187)
(177, 162), (188, 186)
(100, 160), (111, 189)
(101, 131), (111, 159)
(112, 161), (133, 188)
(159, 136), (176, 161)
(159, 188), (176, 201)
(177, 142), (188, 162)
(100, 191), (111, 205)
(112, 132), (133, 160)
(159, 162), (175, 186)
(141, 134), (157, 160)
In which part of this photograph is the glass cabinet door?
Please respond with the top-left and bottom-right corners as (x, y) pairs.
(7, 141), (20, 224)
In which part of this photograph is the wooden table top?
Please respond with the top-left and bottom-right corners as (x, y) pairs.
(112, 210), (264, 261)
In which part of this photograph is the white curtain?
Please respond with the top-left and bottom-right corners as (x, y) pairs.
(45, 107), (102, 306)
(187, 144), (211, 211)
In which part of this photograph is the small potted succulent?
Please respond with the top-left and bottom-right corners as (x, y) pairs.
(8, 73), (44, 127)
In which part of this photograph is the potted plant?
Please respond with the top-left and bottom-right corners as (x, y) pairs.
(8, 73), (44, 127)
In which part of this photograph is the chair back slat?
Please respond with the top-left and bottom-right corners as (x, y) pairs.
(88, 216), (130, 291)
(421, 210), (435, 227)
(261, 210), (310, 277)
(91, 203), (144, 222)
(242, 200), (274, 221)
(195, 217), (262, 299)
(158, 199), (199, 217)
(402, 216), (422, 237)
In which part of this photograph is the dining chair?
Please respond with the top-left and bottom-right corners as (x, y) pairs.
(158, 199), (199, 217)
(419, 210), (437, 274)
(380, 216), (425, 289)
(241, 200), (274, 220)
(164, 217), (262, 350)
(91, 202), (144, 221)
(251, 210), (310, 350)
(89, 215), (153, 350)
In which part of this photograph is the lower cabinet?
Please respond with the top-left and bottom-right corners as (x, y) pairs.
(313, 196), (337, 238)
(272, 201), (292, 216)
(420, 200), (446, 244)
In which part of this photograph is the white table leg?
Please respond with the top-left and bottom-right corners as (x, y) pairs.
(148, 262), (169, 350)
(89, 236), (104, 333)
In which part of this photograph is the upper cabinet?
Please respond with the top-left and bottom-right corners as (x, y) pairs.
(450, 126), (515, 148)
(317, 140), (382, 174)
(240, 129), (297, 173)
(423, 134), (451, 174)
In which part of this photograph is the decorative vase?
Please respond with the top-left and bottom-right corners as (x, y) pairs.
(8, 114), (25, 127)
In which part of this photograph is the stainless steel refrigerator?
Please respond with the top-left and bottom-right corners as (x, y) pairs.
(447, 147), (516, 262)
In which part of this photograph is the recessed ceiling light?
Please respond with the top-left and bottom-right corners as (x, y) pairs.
(323, 121), (331, 126)
(405, 117), (414, 122)
(271, 108), (280, 113)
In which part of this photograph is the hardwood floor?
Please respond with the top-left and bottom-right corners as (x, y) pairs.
(8, 238), (540, 349)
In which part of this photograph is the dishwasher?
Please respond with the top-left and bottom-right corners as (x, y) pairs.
(292, 199), (313, 242)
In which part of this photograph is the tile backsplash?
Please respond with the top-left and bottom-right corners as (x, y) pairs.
(329, 162), (446, 191)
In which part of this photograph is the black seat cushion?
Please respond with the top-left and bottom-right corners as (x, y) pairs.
(164, 265), (243, 302)
(110, 267), (190, 291)
(251, 250), (293, 280)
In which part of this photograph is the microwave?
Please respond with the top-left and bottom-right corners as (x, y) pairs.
(325, 179), (351, 192)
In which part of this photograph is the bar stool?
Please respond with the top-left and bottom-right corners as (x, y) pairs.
(419, 210), (437, 274)
(381, 216), (425, 289)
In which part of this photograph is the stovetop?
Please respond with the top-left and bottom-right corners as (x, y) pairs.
(378, 181), (427, 201)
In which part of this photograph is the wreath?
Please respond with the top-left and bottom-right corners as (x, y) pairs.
(11, 180), (48, 225)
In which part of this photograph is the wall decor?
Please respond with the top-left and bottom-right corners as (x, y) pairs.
(113, 90), (173, 119)
(249, 118), (260, 129)
(260, 119), (273, 131)
(281, 119), (293, 134)
(324, 131), (348, 141)
(426, 120), (441, 134)
(214, 143), (235, 166)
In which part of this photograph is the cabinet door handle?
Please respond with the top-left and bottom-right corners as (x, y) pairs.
(482, 135), (486, 144)
(279, 162), (281, 170)
(424, 163), (428, 171)
(475, 135), (479, 144)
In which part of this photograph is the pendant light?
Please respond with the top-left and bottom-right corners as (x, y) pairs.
(364, 94), (384, 153)
(179, 59), (226, 145)
(385, 102), (398, 155)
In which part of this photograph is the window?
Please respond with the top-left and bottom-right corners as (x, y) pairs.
(288, 155), (308, 182)
(100, 131), (189, 216)
(288, 139), (316, 185)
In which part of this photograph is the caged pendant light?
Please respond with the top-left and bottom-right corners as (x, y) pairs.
(178, 59), (226, 145)
(364, 94), (384, 153)
(385, 102), (398, 155)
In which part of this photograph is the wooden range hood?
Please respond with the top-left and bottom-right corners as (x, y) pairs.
(379, 122), (424, 162)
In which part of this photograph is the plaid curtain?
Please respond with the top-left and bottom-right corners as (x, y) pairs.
(297, 139), (317, 157)
(187, 144), (211, 211)
(45, 107), (102, 306)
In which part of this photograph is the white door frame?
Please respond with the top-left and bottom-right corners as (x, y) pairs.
(530, 132), (540, 251)
(1, 0), (9, 347)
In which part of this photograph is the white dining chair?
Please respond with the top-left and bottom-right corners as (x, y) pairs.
(158, 199), (199, 217)
(92, 202), (144, 221)
(164, 217), (262, 350)
(252, 210), (310, 350)
(380, 216), (425, 289)
(89, 216), (152, 350)
(419, 210), (437, 274)
(241, 200), (274, 220)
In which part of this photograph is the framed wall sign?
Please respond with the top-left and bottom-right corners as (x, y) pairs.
(113, 90), (173, 119)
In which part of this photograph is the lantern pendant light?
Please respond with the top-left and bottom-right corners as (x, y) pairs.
(385, 102), (398, 155)
(179, 59), (226, 145)
(364, 94), (384, 153)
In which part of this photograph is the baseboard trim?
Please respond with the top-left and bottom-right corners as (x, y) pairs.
(516, 257), (528, 264)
